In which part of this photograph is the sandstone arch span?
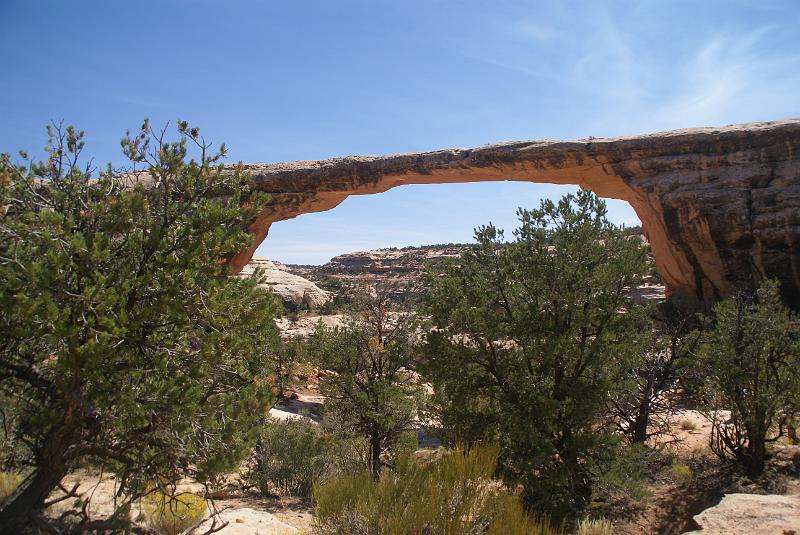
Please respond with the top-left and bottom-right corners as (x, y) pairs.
(231, 119), (800, 306)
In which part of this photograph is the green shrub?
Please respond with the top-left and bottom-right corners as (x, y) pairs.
(668, 458), (692, 485)
(575, 516), (613, 535)
(243, 417), (330, 497)
(313, 445), (558, 535)
(0, 472), (23, 503)
(142, 491), (207, 535)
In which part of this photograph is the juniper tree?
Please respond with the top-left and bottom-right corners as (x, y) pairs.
(0, 122), (281, 532)
(606, 293), (704, 444)
(421, 190), (651, 523)
(309, 286), (424, 479)
(696, 279), (800, 478)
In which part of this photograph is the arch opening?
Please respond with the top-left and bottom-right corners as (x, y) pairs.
(256, 182), (641, 266)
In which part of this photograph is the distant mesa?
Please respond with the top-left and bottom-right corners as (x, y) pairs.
(227, 119), (800, 307)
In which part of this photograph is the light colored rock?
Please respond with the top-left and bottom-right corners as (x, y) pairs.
(684, 493), (800, 534)
(225, 119), (800, 308)
(241, 257), (330, 309)
(196, 507), (298, 534)
(268, 406), (312, 422)
(275, 314), (345, 339)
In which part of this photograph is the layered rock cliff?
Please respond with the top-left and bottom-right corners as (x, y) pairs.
(230, 119), (800, 306)
(290, 242), (665, 305)
(291, 244), (469, 285)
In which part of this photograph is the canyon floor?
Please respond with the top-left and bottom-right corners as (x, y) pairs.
(53, 395), (800, 534)
(47, 244), (800, 534)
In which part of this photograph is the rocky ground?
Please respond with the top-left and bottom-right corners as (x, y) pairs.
(51, 471), (312, 534)
(51, 401), (800, 534)
(609, 411), (800, 534)
(45, 244), (797, 534)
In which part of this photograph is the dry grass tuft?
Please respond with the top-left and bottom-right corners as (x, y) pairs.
(314, 445), (558, 535)
(679, 418), (699, 431)
(575, 516), (613, 535)
(142, 491), (208, 535)
(668, 458), (693, 485)
(0, 472), (23, 503)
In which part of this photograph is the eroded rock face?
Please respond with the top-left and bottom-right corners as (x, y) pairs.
(231, 119), (800, 306)
(685, 493), (800, 535)
(239, 257), (330, 309)
(290, 245), (469, 287)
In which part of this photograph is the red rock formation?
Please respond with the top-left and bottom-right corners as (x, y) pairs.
(230, 119), (800, 305)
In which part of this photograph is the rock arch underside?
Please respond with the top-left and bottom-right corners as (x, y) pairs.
(230, 119), (800, 306)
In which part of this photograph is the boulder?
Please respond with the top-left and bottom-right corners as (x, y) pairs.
(685, 493), (800, 534)
(240, 257), (330, 309)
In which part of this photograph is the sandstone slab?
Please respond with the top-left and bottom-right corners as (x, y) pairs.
(685, 493), (800, 534)
(275, 314), (345, 339)
(196, 507), (298, 535)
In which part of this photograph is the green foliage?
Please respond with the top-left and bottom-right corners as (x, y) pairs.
(142, 491), (207, 535)
(421, 190), (651, 523)
(575, 517), (613, 535)
(0, 472), (23, 503)
(313, 445), (558, 535)
(309, 285), (426, 478)
(606, 293), (703, 444)
(0, 122), (281, 528)
(696, 279), (800, 477)
(242, 417), (330, 497)
(667, 458), (692, 485)
(315, 275), (355, 314)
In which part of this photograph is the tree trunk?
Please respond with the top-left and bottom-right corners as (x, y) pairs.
(370, 436), (382, 479)
(745, 435), (767, 478)
(632, 379), (654, 443)
(0, 465), (67, 535)
(0, 416), (81, 534)
(559, 433), (592, 518)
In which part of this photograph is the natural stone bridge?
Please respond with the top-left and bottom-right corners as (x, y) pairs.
(231, 119), (800, 306)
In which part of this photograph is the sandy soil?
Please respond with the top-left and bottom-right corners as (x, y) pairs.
(51, 470), (314, 534)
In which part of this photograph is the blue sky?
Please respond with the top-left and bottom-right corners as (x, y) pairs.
(2, 1), (798, 264)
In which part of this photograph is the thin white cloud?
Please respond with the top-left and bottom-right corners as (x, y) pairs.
(652, 29), (800, 128)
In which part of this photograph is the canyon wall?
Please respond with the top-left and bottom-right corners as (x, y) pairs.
(231, 119), (800, 305)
